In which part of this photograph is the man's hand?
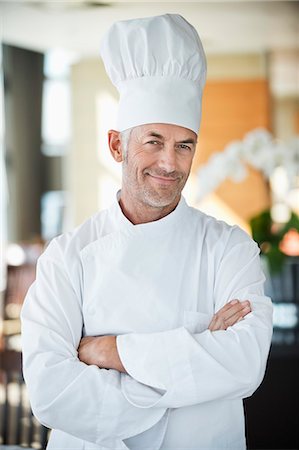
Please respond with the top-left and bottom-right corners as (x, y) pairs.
(78, 300), (251, 371)
(208, 299), (251, 331)
(78, 335), (127, 373)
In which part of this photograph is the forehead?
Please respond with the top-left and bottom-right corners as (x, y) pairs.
(132, 123), (197, 141)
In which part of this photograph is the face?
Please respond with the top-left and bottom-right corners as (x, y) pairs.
(121, 123), (197, 210)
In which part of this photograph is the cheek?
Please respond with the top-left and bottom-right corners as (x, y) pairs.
(130, 153), (155, 173)
(123, 157), (145, 183)
(178, 156), (193, 175)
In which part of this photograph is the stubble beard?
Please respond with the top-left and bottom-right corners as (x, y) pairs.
(123, 163), (187, 210)
(141, 176), (183, 208)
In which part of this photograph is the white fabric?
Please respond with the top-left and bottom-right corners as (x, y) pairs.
(21, 194), (273, 450)
(100, 14), (207, 134)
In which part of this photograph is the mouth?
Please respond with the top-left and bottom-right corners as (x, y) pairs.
(146, 174), (179, 185)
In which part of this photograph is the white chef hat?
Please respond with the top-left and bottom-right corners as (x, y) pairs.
(100, 13), (207, 135)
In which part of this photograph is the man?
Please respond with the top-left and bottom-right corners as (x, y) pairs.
(21, 14), (273, 450)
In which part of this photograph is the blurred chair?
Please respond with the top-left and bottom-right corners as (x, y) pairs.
(0, 350), (49, 448)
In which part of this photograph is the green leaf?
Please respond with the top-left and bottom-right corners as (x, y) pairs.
(266, 245), (286, 274)
(249, 209), (299, 274)
(250, 210), (272, 244)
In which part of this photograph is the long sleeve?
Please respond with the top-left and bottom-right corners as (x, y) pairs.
(116, 234), (273, 409)
(21, 239), (167, 448)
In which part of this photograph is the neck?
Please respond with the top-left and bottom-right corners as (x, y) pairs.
(118, 192), (181, 225)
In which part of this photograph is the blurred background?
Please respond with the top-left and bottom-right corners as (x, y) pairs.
(0, 1), (298, 449)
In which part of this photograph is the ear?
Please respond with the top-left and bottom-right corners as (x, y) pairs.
(108, 130), (123, 163)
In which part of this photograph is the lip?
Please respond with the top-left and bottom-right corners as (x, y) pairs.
(147, 174), (178, 184)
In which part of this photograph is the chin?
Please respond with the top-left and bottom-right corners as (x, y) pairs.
(143, 190), (180, 209)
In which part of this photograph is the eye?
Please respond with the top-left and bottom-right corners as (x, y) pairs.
(146, 140), (161, 145)
(177, 144), (192, 151)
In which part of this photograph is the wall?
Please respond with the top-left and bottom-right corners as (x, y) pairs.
(3, 45), (44, 242)
(70, 58), (120, 227)
(193, 53), (271, 224)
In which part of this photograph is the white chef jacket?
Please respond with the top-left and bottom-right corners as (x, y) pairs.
(21, 194), (273, 450)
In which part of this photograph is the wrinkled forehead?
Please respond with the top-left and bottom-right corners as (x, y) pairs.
(131, 123), (198, 142)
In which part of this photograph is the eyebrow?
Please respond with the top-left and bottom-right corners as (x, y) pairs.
(178, 138), (197, 145)
(145, 132), (164, 139)
(145, 132), (197, 145)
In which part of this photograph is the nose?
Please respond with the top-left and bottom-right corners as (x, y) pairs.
(158, 145), (177, 173)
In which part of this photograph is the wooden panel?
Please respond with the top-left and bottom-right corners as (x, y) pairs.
(193, 79), (271, 221)
(295, 110), (299, 134)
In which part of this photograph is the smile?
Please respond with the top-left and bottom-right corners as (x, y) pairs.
(147, 174), (178, 184)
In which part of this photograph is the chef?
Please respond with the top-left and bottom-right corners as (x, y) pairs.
(21, 13), (273, 450)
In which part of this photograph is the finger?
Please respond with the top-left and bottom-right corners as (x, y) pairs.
(208, 315), (223, 331)
(218, 299), (240, 313)
(230, 307), (251, 326)
(217, 306), (243, 326)
(240, 300), (251, 307)
(230, 299), (239, 305)
(209, 315), (226, 331)
(223, 301), (250, 321)
(209, 300), (251, 331)
(224, 305), (251, 327)
(225, 302), (251, 321)
(209, 301), (241, 331)
(208, 316), (217, 331)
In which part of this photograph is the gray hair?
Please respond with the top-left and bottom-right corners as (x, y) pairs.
(120, 127), (133, 160)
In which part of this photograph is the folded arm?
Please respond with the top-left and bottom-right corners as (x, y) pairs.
(109, 238), (272, 409)
(78, 299), (252, 369)
(21, 239), (167, 448)
(80, 240), (272, 408)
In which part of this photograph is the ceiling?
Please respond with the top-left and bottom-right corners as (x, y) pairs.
(1, 1), (299, 58)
